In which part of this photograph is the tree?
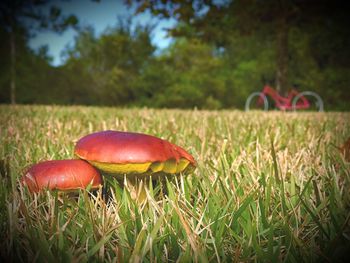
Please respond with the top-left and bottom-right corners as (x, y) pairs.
(0, 0), (78, 104)
(134, 38), (225, 109)
(63, 19), (156, 106)
(130, 0), (350, 95)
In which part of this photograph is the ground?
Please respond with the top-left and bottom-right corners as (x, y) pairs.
(0, 105), (349, 262)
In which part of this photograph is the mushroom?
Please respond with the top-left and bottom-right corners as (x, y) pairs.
(22, 159), (102, 193)
(74, 130), (196, 200)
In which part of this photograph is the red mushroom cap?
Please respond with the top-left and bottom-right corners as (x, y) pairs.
(22, 159), (102, 193)
(74, 130), (196, 165)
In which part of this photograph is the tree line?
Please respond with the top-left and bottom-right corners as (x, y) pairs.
(1, 0), (349, 110)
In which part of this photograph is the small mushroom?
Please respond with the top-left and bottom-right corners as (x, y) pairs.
(22, 159), (102, 193)
(74, 130), (196, 200)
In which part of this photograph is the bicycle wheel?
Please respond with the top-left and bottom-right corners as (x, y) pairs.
(245, 92), (268, 111)
(292, 91), (324, 112)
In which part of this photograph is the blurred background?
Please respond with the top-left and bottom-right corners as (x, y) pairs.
(0, 0), (349, 110)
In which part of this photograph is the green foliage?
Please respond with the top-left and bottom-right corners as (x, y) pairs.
(1, 105), (350, 261)
(62, 21), (156, 106)
(148, 39), (225, 109)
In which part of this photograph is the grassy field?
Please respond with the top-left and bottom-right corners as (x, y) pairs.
(0, 105), (349, 262)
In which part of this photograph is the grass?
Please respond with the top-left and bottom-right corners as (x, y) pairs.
(0, 105), (349, 262)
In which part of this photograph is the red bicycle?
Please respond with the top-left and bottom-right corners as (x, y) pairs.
(245, 84), (324, 112)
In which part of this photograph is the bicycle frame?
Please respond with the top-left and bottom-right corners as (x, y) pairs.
(257, 85), (310, 110)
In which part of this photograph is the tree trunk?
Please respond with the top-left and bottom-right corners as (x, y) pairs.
(275, 15), (289, 94)
(10, 27), (16, 104)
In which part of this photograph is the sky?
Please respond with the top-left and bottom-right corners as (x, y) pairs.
(28, 0), (176, 66)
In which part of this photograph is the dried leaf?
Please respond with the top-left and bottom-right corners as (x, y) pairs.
(340, 137), (350, 161)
